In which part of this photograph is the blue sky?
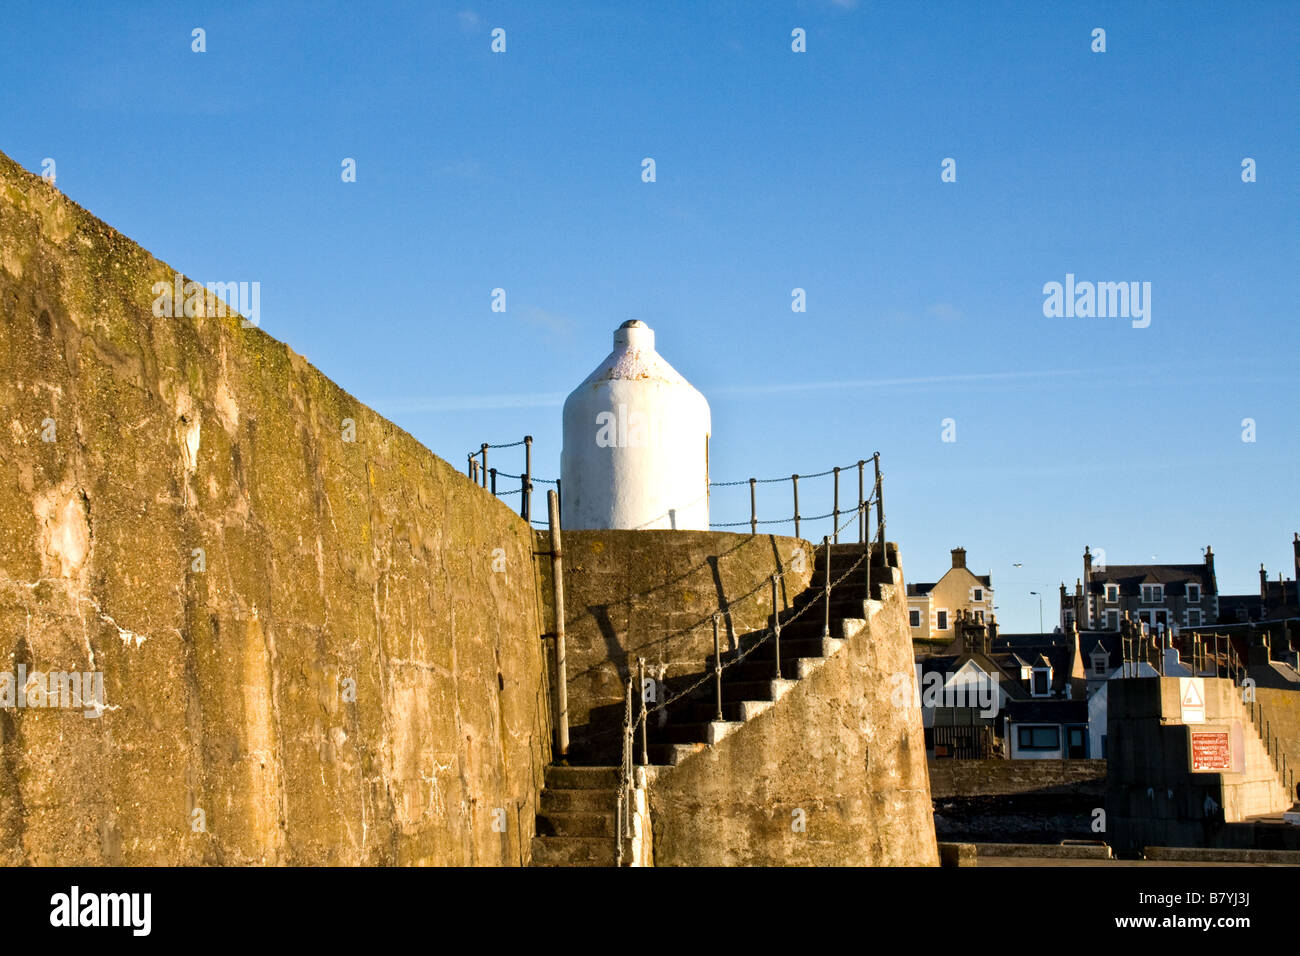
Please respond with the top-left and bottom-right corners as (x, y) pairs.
(3, 1), (1297, 631)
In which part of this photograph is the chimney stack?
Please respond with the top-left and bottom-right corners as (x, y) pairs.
(1261, 563), (1269, 602)
(951, 547), (967, 570)
(1293, 533), (1299, 587)
(1204, 546), (1215, 586)
(1082, 548), (1093, 628)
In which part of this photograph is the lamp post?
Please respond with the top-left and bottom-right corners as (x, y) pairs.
(1029, 591), (1044, 633)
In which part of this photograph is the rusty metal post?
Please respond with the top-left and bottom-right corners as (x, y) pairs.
(467, 454), (475, 479)
(749, 478), (757, 535)
(713, 612), (723, 722)
(548, 490), (569, 757)
(480, 443), (489, 488)
(489, 467), (497, 495)
(792, 474), (800, 540)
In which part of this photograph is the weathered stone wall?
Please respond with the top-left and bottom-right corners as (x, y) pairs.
(1106, 677), (1292, 853)
(929, 758), (1107, 843)
(646, 563), (940, 866)
(537, 529), (812, 761)
(927, 758), (1107, 798)
(1254, 687), (1300, 802)
(0, 150), (552, 865)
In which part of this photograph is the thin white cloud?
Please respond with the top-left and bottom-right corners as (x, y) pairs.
(376, 366), (1140, 414)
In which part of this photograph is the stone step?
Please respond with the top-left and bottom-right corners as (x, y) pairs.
(544, 765), (619, 790)
(535, 811), (615, 838)
(647, 741), (706, 766)
(722, 656), (818, 683)
(540, 787), (617, 814)
(530, 835), (617, 867)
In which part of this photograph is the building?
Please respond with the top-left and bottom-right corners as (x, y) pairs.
(1059, 545), (1219, 634)
(917, 611), (1091, 759)
(906, 548), (994, 644)
(1216, 533), (1300, 625)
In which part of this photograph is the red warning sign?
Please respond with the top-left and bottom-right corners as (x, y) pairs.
(1191, 731), (1231, 771)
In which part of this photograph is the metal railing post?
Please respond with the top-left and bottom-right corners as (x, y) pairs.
(638, 657), (648, 767)
(480, 443), (489, 488)
(523, 435), (533, 521)
(713, 612), (723, 722)
(865, 496), (872, 603)
(547, 491), (569, 757)
(822, 535), (832, 639)
(468, 454), (475, 479)
(832, 467), (841, 543)
(749, 478), (757, 535)
(873, 452), (884, 551)
(792, 474), (800, 540)
(489, 467), (497, 495)
(772, 574), (782, 681)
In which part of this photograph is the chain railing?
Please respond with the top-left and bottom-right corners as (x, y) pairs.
(471, 439), (886, 547)
(466, 436), (559, 524)
(614, 677), (635, 866)
(708, 453), (885, 546)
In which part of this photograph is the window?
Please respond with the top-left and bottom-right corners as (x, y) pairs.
(975, 610), (984, 623)
(936, 610), (948, 630)
(1017, 726), (1060, 751)
(1091, 653), (1109, 676)
(909, 609), (921, 628)
(1188, 609), (1202, 627)
(1105, 584), (1119, 603)
(1187, 584), (1201, 603)
(1105, 610), (1119, 631)
(972, 588), (983, 602)
(1142, 584), (1163, 604)
(1032, 668), (1051, 697)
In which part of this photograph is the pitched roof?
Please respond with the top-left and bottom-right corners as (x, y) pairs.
(1088, 563), (1214, 596)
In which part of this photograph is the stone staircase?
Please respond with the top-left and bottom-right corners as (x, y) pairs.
(528, 542), (894, 866)
(642, 543), (887, 764)
(529, 766), (619, 867)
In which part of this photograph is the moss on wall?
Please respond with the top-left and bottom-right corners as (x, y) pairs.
(0, 150), (551, 865)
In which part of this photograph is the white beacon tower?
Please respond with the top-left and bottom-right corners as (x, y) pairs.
(561, 320), (711, 530)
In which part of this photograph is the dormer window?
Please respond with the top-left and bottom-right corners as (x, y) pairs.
(1031, 665), (1052, 697)
(1090, 649), (1109, 676)
(1141, 584), (1163, 604)
(1187, 584), (1201, 603)
(1105, 584), (1119, 603)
